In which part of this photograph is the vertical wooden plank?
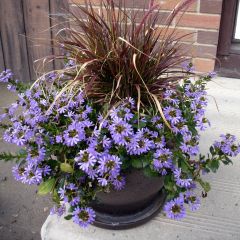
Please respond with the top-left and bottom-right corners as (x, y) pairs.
(0, 0), (31, 82)
(23, 0), (54, 80)
(0, 34), (5, 72)
(50, 0), (69, 70)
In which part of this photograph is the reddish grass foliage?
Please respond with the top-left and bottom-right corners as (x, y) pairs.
(55, 0), (195, 111)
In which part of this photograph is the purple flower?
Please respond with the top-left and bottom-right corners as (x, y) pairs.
(50, 204), (66, 217)
(172, 120), (189, 135)
(185, 191), (200, 211)
(63, 122), (85, 146)
(58, 183), (79, 205)
(75, 150), (97, 172)
(182, 61), (195, 73)
(164, 195), (186, 220)
(180, 134), (199, 156)
(12, 132), (26, 146)
(0, 113), (7, 121)
(0, 69), (13, 82)
(7, 84), (17, 92)
(110, 106), (134, 121)
(164, 90), (180, 105)
(174, 168), (192, 188)
(151, 116), (163, 130)
(64, 59), (76, 68)
(86, 167), (98, 180)
(97, 114), (108, 128)
(41, 165), (51, 176)
(207, 71), (217, 78)
(154, 136), (166, 148)
(56, 135), (63, 143)
(153, 147), (172, 174)
(70, 196), (80, 206)
(67, 183), (78, 191)
(108, 118), (133, 145)
(12, 164), (25, 182)
(8, 103), (19, 116)
(72, 207), (96, 227)
(58, 187), (67, 201)
(26, 147), (46, 164)
(98, 154), (121, 178)
(102, 136), (112, 148)
(214, 134), (240, 157)
(112, 175), (126, 190)
(127, 129), (155, 155)
(163, 106), (182, 125)
(194, 115), (210, 131)
(97, 177), (109, 186)
(22, 164), (43, 185)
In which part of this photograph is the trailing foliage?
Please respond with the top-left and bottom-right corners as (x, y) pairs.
(0, 150), (27, 162)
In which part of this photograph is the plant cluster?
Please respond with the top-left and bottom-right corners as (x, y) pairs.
(1, 67), (239, 227)
(0, 0), (239, 228)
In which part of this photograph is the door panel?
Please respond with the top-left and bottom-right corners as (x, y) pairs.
(215, 0), (240, 78)
(0, 0), (68, 82)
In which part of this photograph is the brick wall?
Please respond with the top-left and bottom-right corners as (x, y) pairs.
(69, 0), (223, 73)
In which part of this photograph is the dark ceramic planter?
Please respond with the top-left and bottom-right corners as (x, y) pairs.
(91, 169), (166, 230)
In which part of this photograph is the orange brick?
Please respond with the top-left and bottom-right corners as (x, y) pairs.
(156, 27), (197, 43)
(193, 58), (215, 72)
(157, 0), (198, 12)
(70, 0), (100, 4)
(71, 0), (198, 12)
(179, 43), (217, 58)
(177, 13), (221, 30)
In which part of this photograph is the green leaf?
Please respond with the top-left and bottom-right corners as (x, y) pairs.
(60, 163), (74, 173)
(209, 159), (220, 173)
(180, 158), (192, 173)
(164, 175), (175, 192)
(52, 189), (60, 204)
(75, 170), (85, 178)
(132, 158), (143, 169)
(197, 179), (211, 192)
(64, 215), (73, 220)
(209, 146), (215, 155)
(0, 149), (27, 162)
(38, 178), (56, 195)
(222, 156), (233, 165)
(131, 155), (150, 169)
(47, 160), (59, 169)
(143, 167), (159, 178)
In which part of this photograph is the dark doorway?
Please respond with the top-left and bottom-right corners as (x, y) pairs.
(216, 0), (240, 78)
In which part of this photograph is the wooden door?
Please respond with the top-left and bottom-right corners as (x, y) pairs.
(0, 0), (68, 82)
(216, 0), (240, 78)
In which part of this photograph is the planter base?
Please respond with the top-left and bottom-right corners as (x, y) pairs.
(93, 190), (166, 230)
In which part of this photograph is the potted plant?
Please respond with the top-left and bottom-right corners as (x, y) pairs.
(0, 0), (239, 230)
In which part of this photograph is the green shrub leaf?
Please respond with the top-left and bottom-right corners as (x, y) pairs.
(38, 178), (56, 195)
(143, 167), (159, 177)
(197, 179), (211, 192)
(60, 163), (74, 173)
(64, 215), (73, 220)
